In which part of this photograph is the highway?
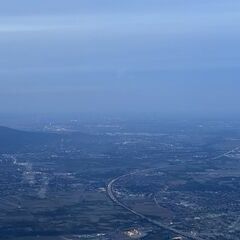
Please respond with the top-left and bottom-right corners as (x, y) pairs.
(106, 145), (240, 240)
(107, 170), (204, 240)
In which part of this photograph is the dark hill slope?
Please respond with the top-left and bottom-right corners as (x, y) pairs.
(0, 126), (60, 153)
(0, 126), (111, 154)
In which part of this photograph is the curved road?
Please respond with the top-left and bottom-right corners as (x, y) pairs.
(107, 170), (204, 240)
(107, 146), (240, 240)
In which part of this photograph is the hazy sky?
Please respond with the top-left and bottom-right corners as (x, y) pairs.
(0, 0), (240, 118)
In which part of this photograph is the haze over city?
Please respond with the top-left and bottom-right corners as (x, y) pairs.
(0, 0), (240, 117)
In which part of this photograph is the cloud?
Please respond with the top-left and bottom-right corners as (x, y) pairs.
(0, 10), (239, 35)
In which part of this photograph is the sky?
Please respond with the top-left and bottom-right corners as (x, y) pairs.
(0, 0), (240, 118)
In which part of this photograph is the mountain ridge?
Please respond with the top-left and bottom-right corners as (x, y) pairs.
(0, 126), (59, 153)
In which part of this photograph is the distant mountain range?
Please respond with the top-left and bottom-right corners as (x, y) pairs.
(0, 126), (60, 153)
